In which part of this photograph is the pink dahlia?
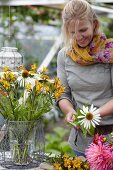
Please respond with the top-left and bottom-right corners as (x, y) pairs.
(93, 134), (105, 144)
(85, 142), (113, 170)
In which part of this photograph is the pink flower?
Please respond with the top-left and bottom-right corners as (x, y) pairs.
(85, 142), (113, 170)
(93, 134), (105, 145)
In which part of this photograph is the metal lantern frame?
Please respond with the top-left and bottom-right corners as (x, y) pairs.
(0, 6), (23, 71)
(0, 47), (23, 71)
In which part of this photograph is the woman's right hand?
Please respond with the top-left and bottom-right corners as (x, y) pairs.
(65, 110), (80, 129)
(58, 99), (80, 129)
(65, 110), (76, 123)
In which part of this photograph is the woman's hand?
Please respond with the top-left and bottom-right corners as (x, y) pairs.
(65, 110), (76, 123)
(58, 99), (80, 129)
(65, 110), (80, 129)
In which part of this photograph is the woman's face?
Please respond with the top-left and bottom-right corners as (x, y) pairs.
(68, 19), (96, 47)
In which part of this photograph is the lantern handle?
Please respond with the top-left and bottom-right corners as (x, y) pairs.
(2, 6), (18, 48)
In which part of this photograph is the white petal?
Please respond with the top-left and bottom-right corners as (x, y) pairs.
(83, 105), (88, 113)
(80, 110), (86, 115)
(93, 115), (101, 119)
(84, 122), (87, 129)
(85, 120), (90, 129)
(78, 119), (85, 124)
(83, 120), (88, 128)
(94, 118), (101, 123)
(90, 104), (94, 111)
(93, 114), (101, 118)
(92, 119), (100, 125)
(90, 105), (97, 112)
(85, 107), (89, 113)
(93, 109), (100, 114)
(92, 107), (97, 112)
(91, 121), (96, 128)
(94, 114), (100, 118)
(83, 105), (86, 111)
(84, 121), (88, 129)
(78, 115), (85, 118)
(94, 122), (100, 125)
(83, 119), (89, 129)
(87, 121), (91, 129)
(94, 116), (101, 122)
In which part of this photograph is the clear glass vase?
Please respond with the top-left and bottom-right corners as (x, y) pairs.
(0, 119), (45, 169)
(8, 120), (45, 166)
(8, 121), (35, 165)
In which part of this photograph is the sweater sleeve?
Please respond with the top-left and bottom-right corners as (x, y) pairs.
(57, 48), (74, 106)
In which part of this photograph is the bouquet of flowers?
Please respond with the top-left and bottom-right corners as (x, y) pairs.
(0, 64), (64, 121)
(0, 64), (64, 165)
(49, 153), (90, 170)
(85, 133), (113, 170)
(70, 104), (101, 136)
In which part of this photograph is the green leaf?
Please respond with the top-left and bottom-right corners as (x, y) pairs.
(53, 127), (68, 138)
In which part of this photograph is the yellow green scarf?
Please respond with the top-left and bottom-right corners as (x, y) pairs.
(66, 33), (113, 65)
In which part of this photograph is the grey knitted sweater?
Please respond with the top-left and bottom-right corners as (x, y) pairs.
(57, 48), (113, 153)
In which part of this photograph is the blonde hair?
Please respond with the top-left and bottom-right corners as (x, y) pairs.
(62, 0), (100, 48)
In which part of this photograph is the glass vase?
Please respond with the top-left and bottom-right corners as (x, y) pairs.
(8, 119), (44, 167)
(8, 121), (35, 165)
(0, 119), (45, 169)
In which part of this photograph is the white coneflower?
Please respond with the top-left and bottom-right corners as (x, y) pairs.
(78, 104), (101, 129)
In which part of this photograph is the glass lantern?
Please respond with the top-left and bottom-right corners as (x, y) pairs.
(0, 47), (23, 71)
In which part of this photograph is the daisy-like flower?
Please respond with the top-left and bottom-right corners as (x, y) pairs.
(78, 104), (101, 129)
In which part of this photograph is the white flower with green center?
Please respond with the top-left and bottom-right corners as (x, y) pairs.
(78, 104), (101, 129)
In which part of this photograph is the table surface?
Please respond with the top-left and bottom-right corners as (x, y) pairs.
(0, 152), (46, 170)
(0, 165), (41, 170)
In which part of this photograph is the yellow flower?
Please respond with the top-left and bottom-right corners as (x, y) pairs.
(26, 83), (32, 92)
(52, 154), (89, 170)
(35, 80), (43, 93)
(45, 86), (50, 93)
(54, 78), (61, 89)
(84, 163), (90, 169)
(53, 86), (64, 99)
(64, 158), (71, 167)
(2, 72), (16, 82)
(63, 154), (69, 158)
(58, 86), (65, 94)
(0, 79), (10, 90)
(2, 66), (10, 72)
(72, 157), (82, 169)
(68, 165), (72, 169)
(53, 162), (61, 169)
(30, 64), (37, 73)
(42, 67), (48, 73)
(59, 167), (62, 170)
(53, 91), (61, 99)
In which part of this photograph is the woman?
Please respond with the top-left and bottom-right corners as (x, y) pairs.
(57, 0), (113, 156)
